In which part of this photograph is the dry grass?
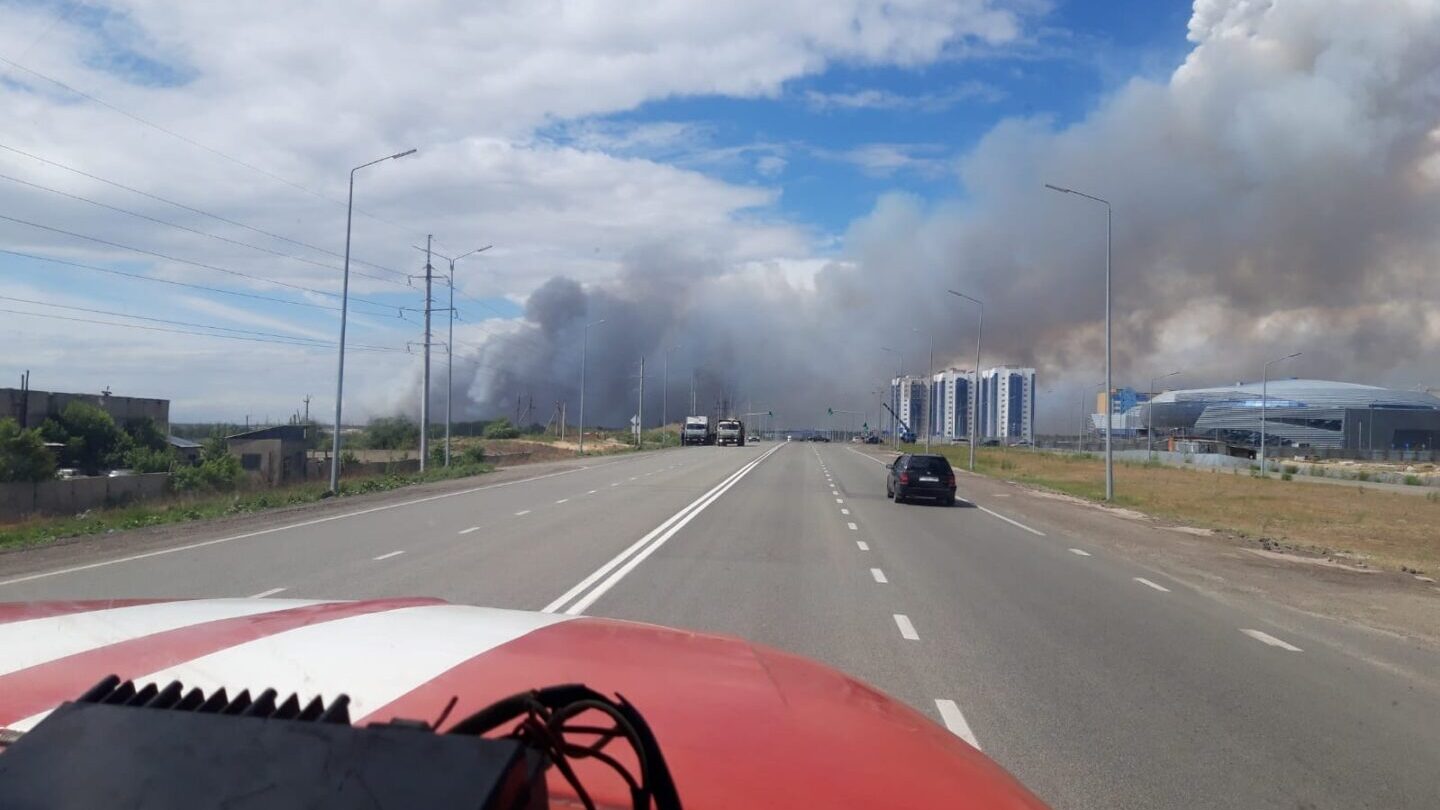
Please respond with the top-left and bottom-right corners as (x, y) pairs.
(910, 445), (1440, 575)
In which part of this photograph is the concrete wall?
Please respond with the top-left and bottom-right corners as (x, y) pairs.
(0, 473), (171, 521)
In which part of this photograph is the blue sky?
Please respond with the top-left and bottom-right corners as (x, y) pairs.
(561, 0), (1195, 238)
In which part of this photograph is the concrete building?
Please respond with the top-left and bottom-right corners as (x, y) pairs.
(1, 387), (169, 431)
(226, 425), (311, 485)
(890, 376), (927, 439)
(929, 369), (976, 442)
(984, 366), (1036, 443)
(1138, 379), (1440, 451)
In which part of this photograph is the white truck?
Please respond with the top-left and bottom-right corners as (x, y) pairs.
(682, 416), (715, 446)
(716, 419), (745, 447)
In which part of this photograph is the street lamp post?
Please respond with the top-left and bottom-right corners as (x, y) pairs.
(947, 290), (983, 471)
(1147, 370), (1181, 461)
(1260, 352), (1302, 475)
(329, 148), (417, 493)
(577, 319), (606, 455)
(1046, 183), (1114, 501)
(912, 328), (934, 453)
(881, 347), (903, 449)
(427, 246), (491, 467)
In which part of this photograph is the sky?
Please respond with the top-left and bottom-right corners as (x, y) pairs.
(1, 0), (1437, 433)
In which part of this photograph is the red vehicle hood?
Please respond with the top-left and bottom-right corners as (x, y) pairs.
(0, 598), (1048, 809)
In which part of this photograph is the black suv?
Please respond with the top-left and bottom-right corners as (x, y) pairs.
(886, 454), (957, 505)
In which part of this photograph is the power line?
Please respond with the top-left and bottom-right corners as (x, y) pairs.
(0, 294), (401, 351)
(0, 141), (410, 279)
(0, 57), (427, 242)
(0, 248), (343, 312)
(0, 169), (412, 288)
(0, 307), (407, 352)
(0, 212), (401, 313)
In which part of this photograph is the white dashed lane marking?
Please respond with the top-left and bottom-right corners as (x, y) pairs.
(1241, 629), (1303, 652)
(857, 541), (869, 551)
(934, 700), (981, 749)
(847, 522), (858, 531)
(871, 568), (888, 584)
(893, 614), (919, 640)
(458, 526), (480, 535)
(249, 587), (286, 598)
(515, 510), (531, 516)
(1068, 548), (1092, 557)
(841, 508), (850, 515)
(372, 550), (405, 561)
(555, 498), (569, 504)
(1134, 577), (1170, 593)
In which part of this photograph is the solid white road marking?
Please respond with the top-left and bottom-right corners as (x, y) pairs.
(846, 446), (889, 465)
(545, 443), (785, 615)
(935, 699), (981, 749)
(372, 550), (405, 561)
(857, 541), (870, 551)
(871, 568), (888, 584)
(458, 526), (481, 535)
(0, 458), (635, 588)
(555, 498), (570, 504)
(1241, 629), (1303, 652)
(847, 522), (858, 531)
(1134, 577), (1171, 592)
(841, 508), (850, 515)
(249, 587), (287, 599)
(893, 614), (919, 640)
(977, 506), (1045, 536)
(1068, 548), (1092, 556)
(514, 510), (531, 516)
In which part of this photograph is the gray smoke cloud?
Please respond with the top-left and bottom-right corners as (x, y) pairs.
(459, 0), (1440, 432)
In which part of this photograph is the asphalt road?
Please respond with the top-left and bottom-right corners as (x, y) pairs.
(3, 440), (1438, 809)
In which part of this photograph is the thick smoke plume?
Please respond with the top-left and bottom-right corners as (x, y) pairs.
(464, 0), (1440, 431)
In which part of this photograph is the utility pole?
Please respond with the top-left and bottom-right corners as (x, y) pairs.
(419, 234), (433, 472)
(638, 356), (645, 450)
(303, 394), (311, 423)
(690, 370), (697, 416)
(420, 244), (489, 468)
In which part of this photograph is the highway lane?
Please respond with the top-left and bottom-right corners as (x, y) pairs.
(0, 445), (758, 605)
(3, 438), (1438, 808)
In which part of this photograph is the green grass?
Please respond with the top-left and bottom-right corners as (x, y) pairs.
(0, 462), (493, 551)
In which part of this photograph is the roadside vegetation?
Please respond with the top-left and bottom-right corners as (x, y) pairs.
(903, 444), (1440, 575)
(0, 455), (492, 551)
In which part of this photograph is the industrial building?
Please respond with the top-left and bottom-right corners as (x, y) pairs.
(1, 386), (169, 431)
(1138, 379), (1440, 451)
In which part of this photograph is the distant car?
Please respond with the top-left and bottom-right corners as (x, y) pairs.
(55, 468), (81, 480)
(886, 453), (957, 506)
(106, 469), (136, 478)
(786, 434), (793, 441)
(865, 435), (881, 444)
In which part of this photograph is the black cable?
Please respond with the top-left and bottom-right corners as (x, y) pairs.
(0, 307), (404, 352)
(0, 212), (399, 313)
(0, 141), (409, 279)
(0, 294), (401, 350)
(0, 248), (343, 312)
(0, 170), (412, 288)
(0, 58), (427, 242)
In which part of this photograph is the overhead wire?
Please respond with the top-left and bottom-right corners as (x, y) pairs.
(0, 307), (406, 352)
(0, 56), (429, 243)
(0, 294), (402, 351)
(0, 248), (342, 312)
(0, 141), (410, 280)
(0, 169), (412, 288)
(0, 212), (402, 314)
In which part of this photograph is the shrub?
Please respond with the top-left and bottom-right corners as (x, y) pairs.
(1356, 471), (1371, 482)
(0, 418), (57, 482)
(124, 445), (176, 474)
(1280, 472), (1293, 481)
(362, 417), (419, 450)
(483, 418), (520, 440)
(460, 445), (486, 465)
(1282, 464), (1299, 475)
(171, 454), (243, 493)
(1403, 475), (1423, 486)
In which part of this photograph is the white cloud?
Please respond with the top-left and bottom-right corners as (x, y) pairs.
(803, 81), (1003, 112)
(815, 142), (952, 178)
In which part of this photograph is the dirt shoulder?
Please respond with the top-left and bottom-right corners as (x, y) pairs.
(861, 445), (1440, 649)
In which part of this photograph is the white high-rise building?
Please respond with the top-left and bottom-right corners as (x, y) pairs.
(889, 376), (927, 438)
(982, 366), (1036, 442)
(931, 369), (977, 442)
